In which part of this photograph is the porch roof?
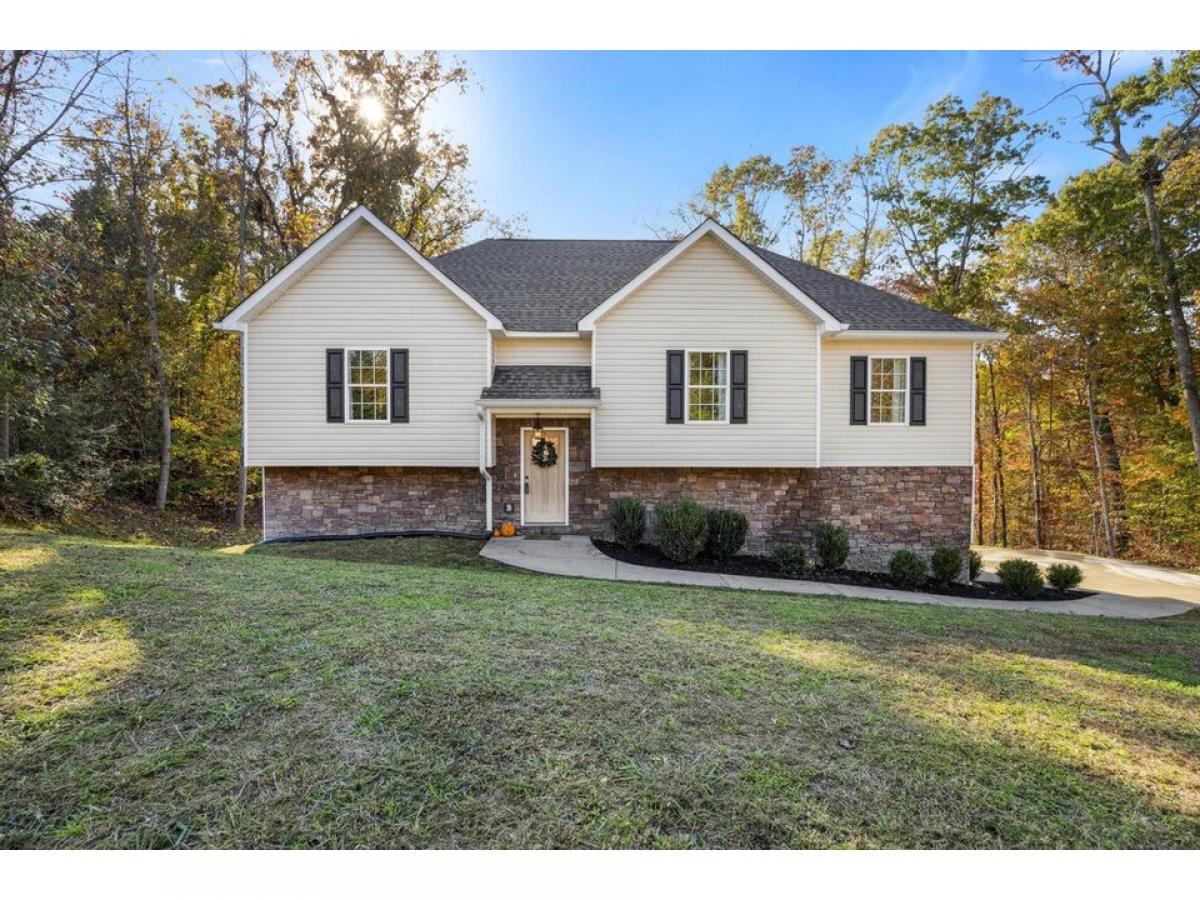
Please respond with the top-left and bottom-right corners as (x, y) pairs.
(481, 366), (600, 402)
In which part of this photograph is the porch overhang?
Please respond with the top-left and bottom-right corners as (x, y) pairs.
(476, 398), (600, 414)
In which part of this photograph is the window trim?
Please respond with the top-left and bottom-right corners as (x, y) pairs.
(684, 349), (730, 425)
(345, 347), (391, 424)
(867, 354), (909, 427)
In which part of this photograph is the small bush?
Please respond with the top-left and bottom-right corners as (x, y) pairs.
(930, 546), (963, 586)
(655, 498), (709, 563)
(968, 549), (983, 582)
(705, 508), (749, 562)
(610, 497), (646, 549)
(773, 544), (809, 578)
(0, 452), (70, 517)
(1046, 562), (1083, 592)
(815, 523), (850, 571)
(888, 549), (928, 589)
(996, 559), (1044, 599)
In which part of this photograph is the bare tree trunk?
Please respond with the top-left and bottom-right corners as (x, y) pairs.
(1, 390), (9, 460)
(974, 415), (985, 545)
(1094, 388), (1129, 555)
(1138, 179), (1200, 481)
(986, 356), (1008, 547)
(145, 247), (171, 511)
(1024, 376), (1044, 548)
(1086, 373), (1115, 557)
(234, 52), (250, 530)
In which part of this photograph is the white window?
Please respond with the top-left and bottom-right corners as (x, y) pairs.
(869, 357), (907, 425)
(686, 350), (729, 424)
(347, 349), (389, 422)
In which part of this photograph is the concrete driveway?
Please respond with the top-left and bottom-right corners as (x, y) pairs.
(977, 546), (1200, 611)
(482, 536), (1199, 619)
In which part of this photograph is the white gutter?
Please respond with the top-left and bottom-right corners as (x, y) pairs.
(476, 398), (601, 410)
(827, 329), (1008, 342)
(477, 408), (493, 533)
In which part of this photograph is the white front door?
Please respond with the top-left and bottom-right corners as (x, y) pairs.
(522, 427), (568, 525)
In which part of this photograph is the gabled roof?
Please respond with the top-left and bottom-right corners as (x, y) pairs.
(214, 206), (502, 331)
(216, 206), (1001, 338)
(433, 239), (674, 332)
(435, 220), (997, 335)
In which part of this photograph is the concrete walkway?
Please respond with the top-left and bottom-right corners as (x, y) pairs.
(481, 536), (1199, 619)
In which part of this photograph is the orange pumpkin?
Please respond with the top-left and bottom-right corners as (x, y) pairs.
(499, 521), (517, 538)
(492, 528), (501, 537)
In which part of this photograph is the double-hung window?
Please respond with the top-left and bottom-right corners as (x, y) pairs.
(686, 350), (729, 424)
(869, 356), (907, 425)
(347, 349), (389, 422)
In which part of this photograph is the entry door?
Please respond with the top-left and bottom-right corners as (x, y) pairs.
(523, 428), (568, 525)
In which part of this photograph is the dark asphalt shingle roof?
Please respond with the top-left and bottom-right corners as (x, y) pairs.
(480, 366), (600, 401)
(433, 235), (992, 333)
(434, 239), (674, 332)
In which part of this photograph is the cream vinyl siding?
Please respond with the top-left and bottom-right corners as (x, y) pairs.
(245, 222), (487, 466)
(593, 234), (818, 467)
(821, 339), (975, 466)
(493, 335), (591, 366)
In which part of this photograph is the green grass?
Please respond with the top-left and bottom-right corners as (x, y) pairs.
(252, 535), (500, 570)
(3, 526), (1200, 848)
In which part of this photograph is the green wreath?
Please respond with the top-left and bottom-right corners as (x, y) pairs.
(531, 437), (558, 468)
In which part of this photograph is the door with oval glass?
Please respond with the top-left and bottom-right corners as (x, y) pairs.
(522, 426), (568, 525)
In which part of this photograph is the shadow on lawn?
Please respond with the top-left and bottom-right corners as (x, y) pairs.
(2, 532), (1200, 848)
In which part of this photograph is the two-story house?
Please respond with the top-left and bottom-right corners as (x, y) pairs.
(216, 206), (1004, 569)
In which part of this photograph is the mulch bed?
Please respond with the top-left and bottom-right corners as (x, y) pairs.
(592, 539), (1095, 603)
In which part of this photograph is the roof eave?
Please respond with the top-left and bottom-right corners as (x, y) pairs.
(826, 329), (1008, 342)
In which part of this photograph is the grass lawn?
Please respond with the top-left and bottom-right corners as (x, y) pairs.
(2, 527), (1200, 848)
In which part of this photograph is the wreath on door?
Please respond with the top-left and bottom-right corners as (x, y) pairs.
(531, 436), (559, 468)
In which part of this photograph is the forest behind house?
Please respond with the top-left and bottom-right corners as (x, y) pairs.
(2, 50), (1198, 567)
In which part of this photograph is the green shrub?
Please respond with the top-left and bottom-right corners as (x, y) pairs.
(705, 508), (749, 562)
(968, 549), (983, 582)
(1046, 562), (1083, 592)
(996, 559), (1044, 599)
(815, 523), (850, 571)
(0, 452), (69, 517)
(773, 544), (809, 578)
(888, 549), (928, 589)
(610, 497), (646, 549)
(930, 546), (963, 586)
(655, 498), (709, 563)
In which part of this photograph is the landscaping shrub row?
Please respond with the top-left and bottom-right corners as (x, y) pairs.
(604, 497), (1088, 602)
(612, 497), (750, 564)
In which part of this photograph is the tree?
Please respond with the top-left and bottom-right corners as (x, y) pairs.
(676, 154), (784, 245)
(1054, 51), (1200, 481)
(0, 50), (124, 214)
(866, 93), (1054, 315)
(101, 61), (175, 511)
(780, 145), (851, 269)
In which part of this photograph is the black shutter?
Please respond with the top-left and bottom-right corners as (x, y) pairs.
(666, 350), (685, 423)
(850, 355), (868, 425)
(909, 357), (926, 426)
(390, 349), (409, 423)
(730, 350), (748, 424)
(326, 349), (344, 422)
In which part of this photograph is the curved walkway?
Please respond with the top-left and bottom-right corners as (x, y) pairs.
(481, 536), (1198, 619)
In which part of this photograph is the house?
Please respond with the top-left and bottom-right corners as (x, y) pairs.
(216, 206), (1004, 569)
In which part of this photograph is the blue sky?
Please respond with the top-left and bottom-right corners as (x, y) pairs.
(162, 50), (1155, 241)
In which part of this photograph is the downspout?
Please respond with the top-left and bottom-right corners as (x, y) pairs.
(478, 407), (493, 533)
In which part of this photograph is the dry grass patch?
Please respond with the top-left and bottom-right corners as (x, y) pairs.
(1, 526), (1199, 848)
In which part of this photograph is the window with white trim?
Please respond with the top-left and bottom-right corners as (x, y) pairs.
(686, 351), (729, 423)
(869, 357), (907, 424)
(347, 349), (389, 421)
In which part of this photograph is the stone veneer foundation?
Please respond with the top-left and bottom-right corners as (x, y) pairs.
(263, 421), (973, 570)
(263, 466), (485, 540)
(489, 416), (972, 570)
